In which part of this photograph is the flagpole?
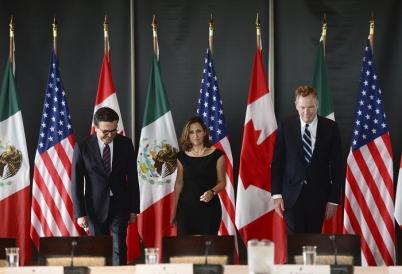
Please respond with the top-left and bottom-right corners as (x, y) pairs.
(52, 15), (58, 59)
(322, 13), (327, 55)
(104, 15), (109, 60)
(369, 12), (374, 53)
(152, 15), (158, 60)
(209, 14), (213, 56)
(256, 14), (261, 50)
(9, 15), (14, 68)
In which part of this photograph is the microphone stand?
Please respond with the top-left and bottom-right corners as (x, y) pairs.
(329, 235), (354, 274)
(64, 240), (90, 274)
(193, 240), (223, 274)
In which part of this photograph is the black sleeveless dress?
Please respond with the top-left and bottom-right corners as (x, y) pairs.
(176, 149), (224, 235)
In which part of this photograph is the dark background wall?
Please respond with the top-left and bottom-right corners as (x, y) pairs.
(1, 0), (402, 263)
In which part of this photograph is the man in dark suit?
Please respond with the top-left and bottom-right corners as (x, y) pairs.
(271, 86), (342, 234)
(72, 107), (140, 265)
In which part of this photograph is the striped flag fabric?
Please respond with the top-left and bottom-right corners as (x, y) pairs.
(0, 57), (31, 265)
(196, 46), (238, 257)
(310, 36), (343, 234)
(235, 46), (286, 264)
(394, 155), (402, 228)
(137, 52), (178, 254)
(343, 37), (395, 266)
(30, 48), (80, 247)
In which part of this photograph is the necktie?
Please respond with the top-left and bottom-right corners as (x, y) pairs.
(102, 144), (111, 176)
(302, 124), (312, 164)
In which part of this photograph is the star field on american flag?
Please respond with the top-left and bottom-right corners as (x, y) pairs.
(197, 46), (228, 143)
(351, 38), (388, 151)
(37, 49), (73, 154)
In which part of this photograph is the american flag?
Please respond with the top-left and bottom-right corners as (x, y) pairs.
(30, 48), (80, 247)
(196, 46), (238, 257)
(343, 38), (395, 266)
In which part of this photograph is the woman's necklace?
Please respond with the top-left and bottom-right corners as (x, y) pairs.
(191, 146), (206, 156)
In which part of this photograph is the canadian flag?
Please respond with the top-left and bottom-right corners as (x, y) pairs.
(91, 47), (140, 263)
(235, 46), (286, 264)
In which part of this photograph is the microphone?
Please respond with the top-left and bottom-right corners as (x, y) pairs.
(329, 235), (354, 274)
(193, 240), (223, 274)
(204, 241), (211, 264)
(64, 240), (89, 274)
(70, 241), (77, 267)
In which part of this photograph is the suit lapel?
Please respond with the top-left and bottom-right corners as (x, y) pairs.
(293, 116), (305, 164)
(309, 116), (322, 164)
(88, 134), (103, 168)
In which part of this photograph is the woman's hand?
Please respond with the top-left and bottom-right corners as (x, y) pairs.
(200, 190), (213, 202)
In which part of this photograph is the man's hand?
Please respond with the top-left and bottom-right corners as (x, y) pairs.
(129, 213), (137, 224)
(325, 203), (337, 220)
(77, 216), (89, 229)
(274, 198), (285, 218)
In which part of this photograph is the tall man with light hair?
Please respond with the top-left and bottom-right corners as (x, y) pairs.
(271, 86), (342, 234)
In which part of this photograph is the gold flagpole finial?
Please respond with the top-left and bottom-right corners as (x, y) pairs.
(9, 15), (15, 67)
(209, 14), (214, 31)
(152, 15), (157, 31)
(256, 13), (261, 50)
(52, 14), (57, 38)
(369, 12), (374, 53)
(104, 15), (109, 38)
(103, 15), (109, 55)
(52, 14), (58, 58)
(322, 13), (327, 36)
(9, 15), (14, 38)
(151, 15), (158, 58)
(322, 13), (327, 54)
(369, 12), (374, 35)
(209, 14), (214, 55)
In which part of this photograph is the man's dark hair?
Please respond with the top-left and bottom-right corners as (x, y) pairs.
(93, 107), (119, 126)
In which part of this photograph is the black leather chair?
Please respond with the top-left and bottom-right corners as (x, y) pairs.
(162, 235), (236, 265)
(396, 234), (402, 265)
(38, 236), (113, 266)
(287, 234), (361, 266)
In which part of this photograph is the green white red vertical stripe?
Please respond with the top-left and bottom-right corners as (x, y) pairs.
(310, 36), (342, 234)
(137, 53), (178, 256)
(0, 57), (31, 265)
(235, 46), (286, 264)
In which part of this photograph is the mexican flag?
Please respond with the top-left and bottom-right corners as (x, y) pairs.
(310, 36), (342, 234)
(310, 36), (334, 120)
(137, 53), (178, 255)
(0, 57), (31, 265)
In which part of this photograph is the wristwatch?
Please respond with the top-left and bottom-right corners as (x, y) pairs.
(210, 189), (217, 196)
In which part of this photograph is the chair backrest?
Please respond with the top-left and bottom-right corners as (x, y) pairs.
(287, 234), (361, 266)
(38, 236), (113, 266)
(0, 238), (17, 267)
(162, 235), (236, 265)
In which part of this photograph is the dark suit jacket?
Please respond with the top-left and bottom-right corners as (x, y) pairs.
(72, 134), (140, 224)
(271, 114), (342, 211)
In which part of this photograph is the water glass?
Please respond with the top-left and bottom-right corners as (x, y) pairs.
(302, 245), (317, 265)
(5, 247), (19, 267)
(144, 247), (159, 264)
(247, 239), (274, 274)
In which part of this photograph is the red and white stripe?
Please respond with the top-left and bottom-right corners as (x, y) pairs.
(213, 137), (238, 256)
(30, 135), (80, 246)
(343, 133), (395, 266)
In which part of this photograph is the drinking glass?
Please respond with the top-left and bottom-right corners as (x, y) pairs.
(247, 239), (274, 274)
(144, 247), (159, 264)
(302, 245), (317, 265)
(5, 247), (19, 267)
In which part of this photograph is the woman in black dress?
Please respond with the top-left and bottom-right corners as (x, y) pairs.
(170, 116), (226, 235)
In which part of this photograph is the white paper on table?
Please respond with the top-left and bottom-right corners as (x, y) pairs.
(136, 263), (194, 274)
(273, 264), (330, 274)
